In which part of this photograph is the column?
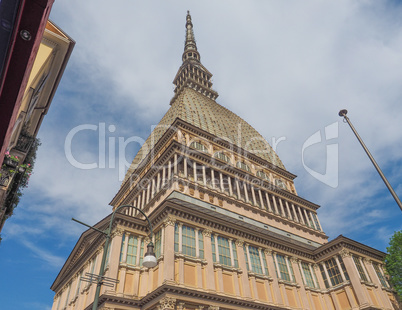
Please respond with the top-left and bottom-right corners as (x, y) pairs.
(195, 228), (200, 257)
(291, 257), (309, 308)
(121, 233), (129, 264)
(284, 256), (293, 281)
(258, 189), (265, 209)
(178, 223), (183, 253)
(219, 172), (224, 192)
(272, 195), (279, 214)
(309, 211), (318, 230)
(314, 214), (323, 231)
(152, 178), (156, 198)
(214, 234), (220, 263)
(203, 229), (215, 291)
(228, 176), (233, 196)
(265, 249), (283, 306)
(235, 240), (251, 298)
(141, 191), (145, 209)
(364, 259), (393, 309)
(162, 166), (166, 186)
(174, 153), (178, 175)
(168, 160), (172, 180)
(334, 256), (347, 282)
(211, 169), (215, 189)
(228, 239), (235, 267)
(278, 198), (286, 216)
(235, 179), (241, 199)
(309, 264), (318, 288)
(265, 192), (272, 212)
(202, 166), (207, 186)
(314, 264), (325, 289)
(285, 201), (293, 220)
(298, 206), (306, 225)
(321, 262), (331, 287)
(245, 243), (252, 271)
(291, 203), (299, 222)
(298, 261), (307, 285)
(243, 183), (249, 202)
(339, 249), (371, 306)
(258, 248), (266, 275)
(163, 217), (176, 283)
(251, 187), (257, 206)
(193, 161), (197, 182)
(156, 172), (161, 192)
(303, 209), (310, 227)
(146, 183), (151, 204)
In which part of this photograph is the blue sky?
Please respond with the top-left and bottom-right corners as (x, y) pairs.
(1, 1), (402, 309)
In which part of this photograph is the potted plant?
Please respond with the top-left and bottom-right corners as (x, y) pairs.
(4, 151), (19, 168)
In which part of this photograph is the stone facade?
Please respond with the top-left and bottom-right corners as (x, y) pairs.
(50, 12), (399, 310)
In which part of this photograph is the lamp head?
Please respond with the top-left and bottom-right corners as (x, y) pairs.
(142, 242), (157, 268)
(339, 109), (348, 117)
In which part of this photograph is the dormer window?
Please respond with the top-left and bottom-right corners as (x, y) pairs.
(190, 141), (208, 153)
(215, 152), (231, 163)
(275, 179), (287, 190)
(236, 161), (251, 172)
(256, 170), (269, 181)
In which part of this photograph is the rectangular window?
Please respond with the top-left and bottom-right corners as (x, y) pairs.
(182, 225), (196, 257)
(126, 235), (138, 266)
(174, 224), (179, 252)
(373, 263), (388, 288)
(276, 254), (291, 281)
(212, 235), (237, 268)
(301, 262), (315, 287)
(325, 258), (343, 286)
(248, 246), (263, 274)
(353, 256), (368, 282)
(154, 229), (162, 258)
(175, 224), (204, 258)
(198, 230), (204, 259)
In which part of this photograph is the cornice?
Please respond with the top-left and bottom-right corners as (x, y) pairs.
(96, 283), (287, 310)
(312, 235), (385, 261)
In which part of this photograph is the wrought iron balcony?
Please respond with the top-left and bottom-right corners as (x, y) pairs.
(14, 133), (34, 153)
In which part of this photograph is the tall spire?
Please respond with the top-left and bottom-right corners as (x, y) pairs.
(171, 11), (218, 104)
(183, 11), (200, 63)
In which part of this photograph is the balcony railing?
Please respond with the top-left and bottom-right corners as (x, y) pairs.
(15, 134), (34, 153)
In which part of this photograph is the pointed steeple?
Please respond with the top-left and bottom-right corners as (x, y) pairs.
(183, 11), (200, 63)
(171, 11), (218, 104)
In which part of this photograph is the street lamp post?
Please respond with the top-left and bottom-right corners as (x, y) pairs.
(339, 109), (402, 212)
(72, 204), (157, 310)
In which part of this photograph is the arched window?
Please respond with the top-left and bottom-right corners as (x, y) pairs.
(190, 141), (208, 153)
(215, 152), (231, 163)
(256, 170), (269, 181)
(236, 161), (251, 172)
